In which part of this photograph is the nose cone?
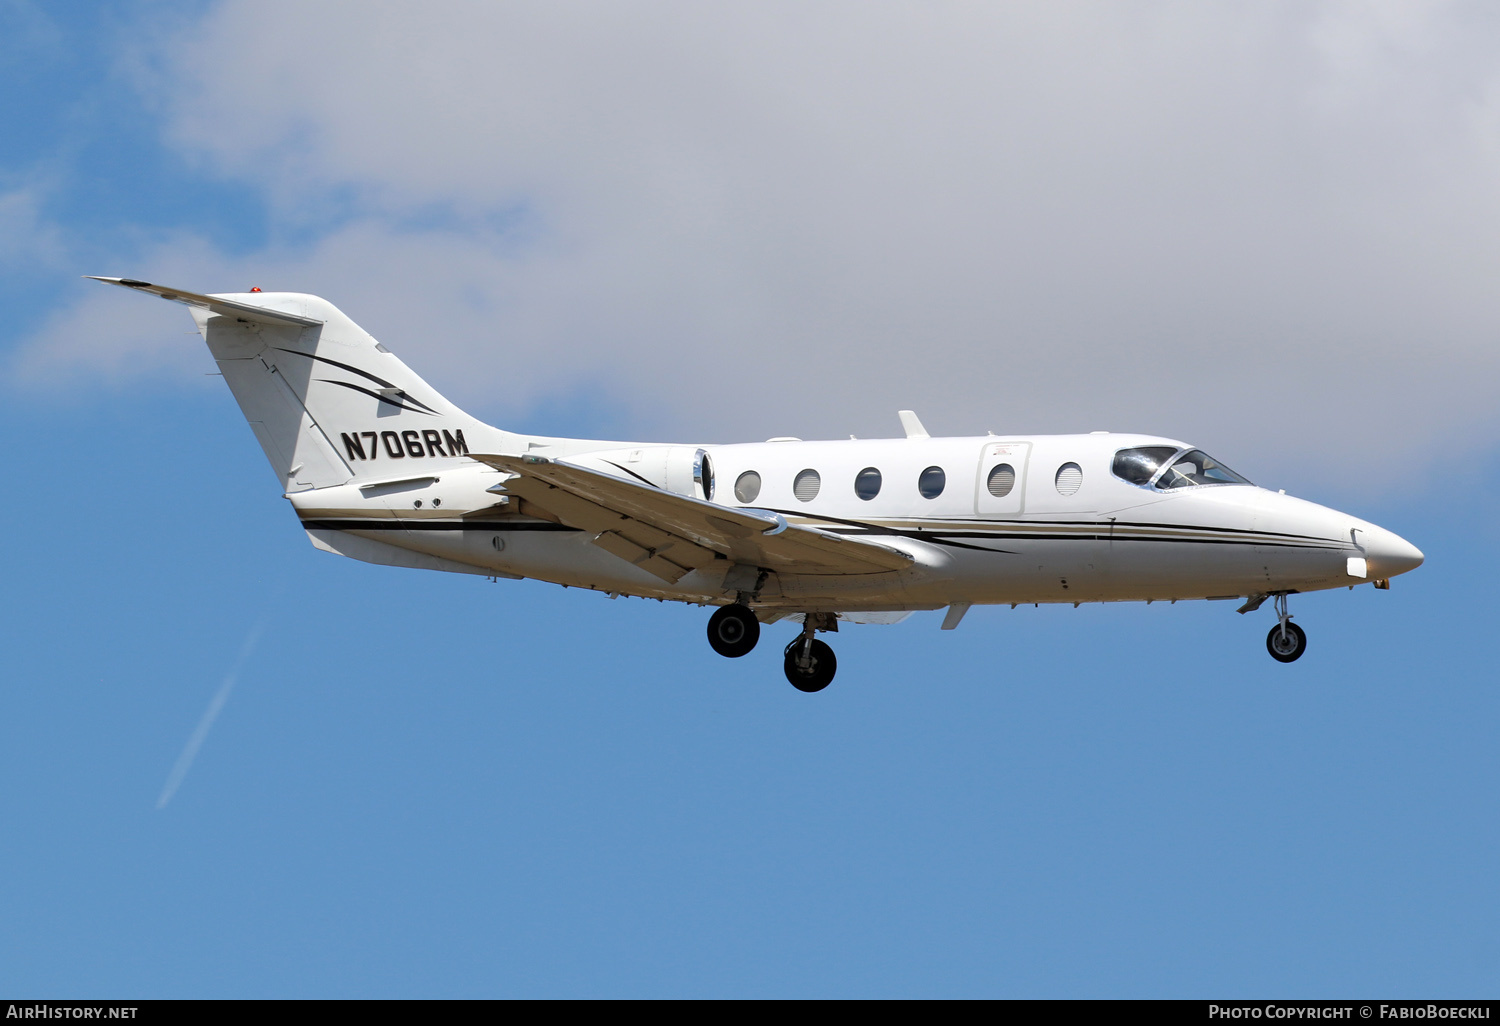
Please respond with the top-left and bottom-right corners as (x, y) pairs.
(1365, 526), (1424, 579)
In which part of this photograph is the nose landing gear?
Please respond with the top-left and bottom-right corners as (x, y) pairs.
(1265, 593), (1307, 663)
(707, 603), (760, 658)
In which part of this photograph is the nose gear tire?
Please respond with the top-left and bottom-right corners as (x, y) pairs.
(1266, 621), (1307, 663)
(707, 604), (760, 658)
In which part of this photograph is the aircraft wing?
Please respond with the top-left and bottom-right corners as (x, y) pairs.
(85, 276), (323, 327)
(469, 453), (914, 583)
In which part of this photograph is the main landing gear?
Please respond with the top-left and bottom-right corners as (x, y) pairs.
(705, 605), (839, 691)
(707, 603), (760, 658)
(1265, 592), (1307, 663)
(784, 628), (837, 693)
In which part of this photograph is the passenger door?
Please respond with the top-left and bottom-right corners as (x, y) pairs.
(974, 441), (1030, 516)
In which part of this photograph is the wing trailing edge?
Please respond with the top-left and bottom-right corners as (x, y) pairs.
(470, 452), (915, 580)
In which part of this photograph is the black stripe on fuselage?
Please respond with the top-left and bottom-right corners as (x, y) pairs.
(300, 519), (580, 532)
(758, 508), (1340, 551)
(936, 531), (1333, 550)
(603, 461), (663, 489)
(743, 508), (1019, 553)
(300, 514), (1337, 553)
(1111, 518), (1338, 544)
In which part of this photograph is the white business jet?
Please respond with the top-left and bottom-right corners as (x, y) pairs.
(93, 277), (1424, 691)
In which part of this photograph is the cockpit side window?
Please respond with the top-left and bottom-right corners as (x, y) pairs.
(1155, 450), (1252, 489)
(1112, 447), (1178, 486)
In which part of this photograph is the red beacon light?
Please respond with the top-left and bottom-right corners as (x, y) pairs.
(249, 286), (262, 292)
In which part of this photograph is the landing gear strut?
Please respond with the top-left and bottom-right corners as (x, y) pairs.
(1265, 593), (1307, 663)
(783, 616), (837, 692)
(707, 603), (760, 658)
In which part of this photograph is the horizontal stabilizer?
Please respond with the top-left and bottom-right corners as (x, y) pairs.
(85, 276), (323, 327)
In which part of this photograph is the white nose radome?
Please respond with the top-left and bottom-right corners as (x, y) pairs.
(1365, 526), (1424, 579)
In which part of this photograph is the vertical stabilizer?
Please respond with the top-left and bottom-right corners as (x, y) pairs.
(88, 278), (515, 492)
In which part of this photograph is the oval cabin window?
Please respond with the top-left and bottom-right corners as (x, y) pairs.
(918, 466), (946, 499)
(734, 470), (762, 503)
(854, 467), (882, 500)
(1055, 462), (1083, 496)
(986, 463), (1016, 497)
(793, 469), (822, 502)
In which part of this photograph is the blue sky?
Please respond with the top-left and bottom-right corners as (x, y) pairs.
(2, 1), (1497, 998)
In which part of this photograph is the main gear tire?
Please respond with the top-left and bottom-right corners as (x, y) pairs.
(708, 604), (760, 658)
(784, 638), (837, 692)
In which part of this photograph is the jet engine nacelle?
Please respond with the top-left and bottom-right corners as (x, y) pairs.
(568, 444), (708, 498)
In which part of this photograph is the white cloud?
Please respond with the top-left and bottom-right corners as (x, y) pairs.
(20, 1), (1500, 492)
(0, 188), (66, 270)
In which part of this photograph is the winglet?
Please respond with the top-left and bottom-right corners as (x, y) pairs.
(898, 410), (929, 439)
(85, 276), (323, 327)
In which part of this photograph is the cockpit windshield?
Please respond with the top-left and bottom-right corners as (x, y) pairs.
(1112, 447), (1253, 489)
(1156, 450), (1252, 488)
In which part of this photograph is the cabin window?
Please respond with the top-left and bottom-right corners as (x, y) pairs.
(794, 469), (821, 501)
(854, 467), (882, 500)
(918, 466), (946, 499)
(1155, 450), (1253, 489)
(986, 463), (1016, 498)
(734, 470), (762, 503)
(1055, 462), (1083, 495)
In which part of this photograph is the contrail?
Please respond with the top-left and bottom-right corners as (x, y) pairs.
(155, 620), (266, 810)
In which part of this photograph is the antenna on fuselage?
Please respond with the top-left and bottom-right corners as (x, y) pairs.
(897, 410), (929, 439)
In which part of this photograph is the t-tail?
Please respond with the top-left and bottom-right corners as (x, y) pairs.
(87, 277), (519, 492)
